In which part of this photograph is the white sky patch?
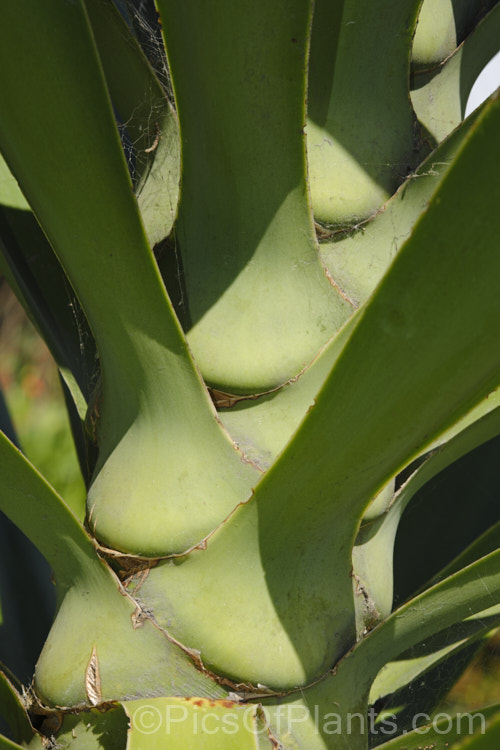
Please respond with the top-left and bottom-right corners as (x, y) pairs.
(465, 50), (500, 117)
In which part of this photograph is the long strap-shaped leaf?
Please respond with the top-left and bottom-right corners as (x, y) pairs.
(374, 707), (500, 750)
(0, 154), (96, 414)
(215, 25), (500, 478)
(451, 714), (500, 750)
(52, 689), (483, 750)
(217, 102), (494, 474)
(353, 389), (500, 623)
(0, 155), (97, 488)
(341, 547), (500, 692)
(319, 99), (484, 308)
(412, 0), (499, 70)
(393, 433), (500, 604)
(411, 3), (500, 143)
(307, 0), (425, 224)
(431, 519), (500, 586)
(0, 738), (24, 750)
(134, 91), (500, 690)
(0, 0), (259, 556)
(0, 432), (226, 707)
(0, 430), (93, 590)
(277, 554), (500, 750)
(0, 394), (57, 681)
(258, 693), (500, 750)
(84, 0), (180, 247)
(156, 0), (351, 393)
(370, 704), (500, 750)
(368, 614), (498, 706)
(0, 508), (56, 683)
(0, 669), (33, 744)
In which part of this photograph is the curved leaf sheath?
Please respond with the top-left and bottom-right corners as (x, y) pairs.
(0, 0), (260, 556)
(307, 0), (425, 223)
(132, 93), (500, 690)
(411, 3), (500, 143)
(157, 0), (351, 392)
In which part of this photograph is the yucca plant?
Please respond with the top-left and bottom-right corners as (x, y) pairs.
(1, 0), (500, 748)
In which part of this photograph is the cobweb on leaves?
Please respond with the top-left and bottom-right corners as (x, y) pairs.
(125, 0), (174, 99)
(111, 0), (176, 186)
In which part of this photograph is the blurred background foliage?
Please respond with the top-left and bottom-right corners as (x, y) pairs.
(439, 632), (500, 713)
(0, 278), (85, 510)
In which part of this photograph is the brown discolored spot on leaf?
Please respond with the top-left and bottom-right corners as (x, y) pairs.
(131, 606), (148, 629)
(85, 645), (102, 706)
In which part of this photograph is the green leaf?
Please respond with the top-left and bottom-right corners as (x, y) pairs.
(123, 698), (269, 750)
(0, 154), (97, 412)
(353, 413), (500, 626)
(0, 510), (55, 684)
(0, 429), (90, 590)
(352, 495), (400, 633)
(0, 0), (260, 556)
(60, 374), (98, 497)
(319, 98), (482, 308)
(0, 152), (97, 489)
(0, 430), (224, 707)
(0, 394), (56, 684)
(355, 391), (500, 620)
(374, 705), (500, 750)
(369, 613), (500, 727)
(260, 685), (370, 750)
(411, 2), (500, 143)
(451, 713), (500, 749)
(28, 698), (274, 750)
(0, 737), (25, 750)
(394, 432), (500, 604)
(35, 560), (228, 708)
(156, 0), (351, 392)
(370, 638), (481, 714)
(0, 389), (16, 445)
(411, 0), (499, 69)
(346, 548), (500, 691)
(412, 0), (460, 68)
(430, 519), (500, 586)
(0, 668), (33, 744)
(217, 313), (358, 471)
(286, 566), (500, 749)
(84, 0), (180, 247)
(307, 0), (425, 223)
(27, 707), (128, 750)
(133, 91), (500, 690)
